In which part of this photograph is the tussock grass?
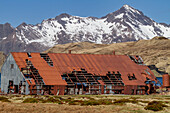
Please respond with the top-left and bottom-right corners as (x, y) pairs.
(0, 96), (11, 102)
(24, 96), (67, 104)
(43, 97), (63, 104)
(144, 101), (168, 111)
(80, 100), (100, 106)
(23, 98), (39, 103)
(1, 94), (170, 112)
(68, 100), (83, 105)
(113, 98), (138, 105)
(81, 99), (113, 106)
(68, 99), (113, 106)
(23, 97), (63, 104)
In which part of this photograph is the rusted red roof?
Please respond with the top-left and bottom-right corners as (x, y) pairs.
(11, 52), (157, 86)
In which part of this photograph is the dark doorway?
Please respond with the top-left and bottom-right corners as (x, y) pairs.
(14, 85), (19, 93)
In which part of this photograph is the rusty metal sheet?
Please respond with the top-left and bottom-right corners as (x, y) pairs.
(163, 74), (170, 87)
(12, 52), (67, 85)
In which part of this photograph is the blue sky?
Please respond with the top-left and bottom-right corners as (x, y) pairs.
(0, 0), (170, 27)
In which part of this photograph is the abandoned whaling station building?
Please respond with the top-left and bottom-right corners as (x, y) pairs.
(1, 52), (161, 95)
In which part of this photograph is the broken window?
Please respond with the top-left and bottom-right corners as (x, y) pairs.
(128, 73), (137, 80)
(11, 64), (14, 69)
(9, 80), (13, 86)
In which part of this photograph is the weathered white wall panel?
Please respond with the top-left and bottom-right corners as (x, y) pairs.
(1, 53), (29, 94)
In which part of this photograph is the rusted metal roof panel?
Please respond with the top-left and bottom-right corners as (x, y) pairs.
(11, 52), (157, 86)
(12, 52), (67, 85)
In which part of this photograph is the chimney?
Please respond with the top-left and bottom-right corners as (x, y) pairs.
(68, 50), (71, 54)
(113, 50), (115, 55)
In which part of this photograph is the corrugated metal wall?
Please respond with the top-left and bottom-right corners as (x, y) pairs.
(1, 53), (29, 94)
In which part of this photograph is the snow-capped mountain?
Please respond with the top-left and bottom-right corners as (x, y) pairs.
(0, 5), (170, 54)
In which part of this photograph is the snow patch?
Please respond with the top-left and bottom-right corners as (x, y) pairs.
(123, 5), (141, 15)
(139, 25), (156, 38)
(2, 37), (7, 40)
(115, 13), (124, 19)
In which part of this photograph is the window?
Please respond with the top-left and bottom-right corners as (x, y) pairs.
(9, 80), (13, 86)
(11, 64), (14, 69)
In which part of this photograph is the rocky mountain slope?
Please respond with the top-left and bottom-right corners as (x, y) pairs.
(0, 51), (6, 72)
(0, 5), (170, 54)
(45, 37), (170, 75)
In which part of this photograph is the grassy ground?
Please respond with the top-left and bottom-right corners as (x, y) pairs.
(0, 94), (170, 113)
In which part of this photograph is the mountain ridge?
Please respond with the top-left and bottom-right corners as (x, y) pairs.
(0, 5), (170, 54)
